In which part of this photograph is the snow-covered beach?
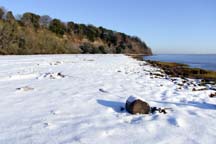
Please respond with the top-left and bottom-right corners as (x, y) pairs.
(0, 54), (216, 144)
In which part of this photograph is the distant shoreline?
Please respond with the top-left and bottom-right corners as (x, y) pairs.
(152, 54), (216, 55)
(128, 54), (216, 84)
(144, 54), (216, 71)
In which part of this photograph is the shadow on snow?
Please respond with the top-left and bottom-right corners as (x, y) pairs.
(97, 99), (125, 113)
(153, 100), (216, 110)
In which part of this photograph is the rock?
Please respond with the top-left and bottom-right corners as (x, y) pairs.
(182, 80), (187, 84)
(192, 87), (207, 91)
(209, 92), (216, 98)
(38, 72), (65, 79)
(177, 83), (184, 87)
(57, 72), (65, 78)
(16, 86), (34, 92)
(125, 96), (150, 114)
(99, 88), (109, 93)
(50, 61), (62, 66)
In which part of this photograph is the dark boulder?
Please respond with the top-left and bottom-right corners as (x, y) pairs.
(125, 96), (150, 114)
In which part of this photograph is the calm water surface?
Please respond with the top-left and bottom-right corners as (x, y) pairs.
(144, 54), (216, 71)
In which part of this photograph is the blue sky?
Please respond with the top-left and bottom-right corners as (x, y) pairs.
(1, 0), (215, 54)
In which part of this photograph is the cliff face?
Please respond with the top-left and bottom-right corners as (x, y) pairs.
(0, 8), (152, 55)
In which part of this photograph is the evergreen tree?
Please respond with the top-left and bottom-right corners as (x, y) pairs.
(49, 19), (66, 35)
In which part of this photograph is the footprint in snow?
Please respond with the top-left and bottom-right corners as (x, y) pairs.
(150, 114), (159, 121)
(167, 117), (179, 127)
(167, 117), (186, 127)
(120, 115), (143, 124)
(50, 110), (61, 115)
(43, 122), (57, 129)
(49, 61), (63, 66)
(31, 120), (57, 130)
(187, 110), (198, 116)
(72, 136), (82, 143)
(130, 116), (143, 124)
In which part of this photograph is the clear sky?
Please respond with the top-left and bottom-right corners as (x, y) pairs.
(1, 0), (215, 54)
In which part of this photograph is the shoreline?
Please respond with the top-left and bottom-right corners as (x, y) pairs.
(128, 54), (216, 80)
(144, 54), (216, 71)
(128, 54), (216, 95)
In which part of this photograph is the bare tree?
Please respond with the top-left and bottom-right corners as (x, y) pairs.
(15, 14), (22, 20)
(39, 15), (52, 27)
(0, 6), (6, 19)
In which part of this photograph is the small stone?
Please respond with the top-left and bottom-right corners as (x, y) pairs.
(16, 86), (34, 92)
(209, 93), (216, 98)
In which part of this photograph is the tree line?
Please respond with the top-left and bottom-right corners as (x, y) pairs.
(0, 7), (152, 55)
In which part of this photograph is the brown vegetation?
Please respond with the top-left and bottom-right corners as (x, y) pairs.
(147, 60), (216, 83)
(0, 7), (152, 55)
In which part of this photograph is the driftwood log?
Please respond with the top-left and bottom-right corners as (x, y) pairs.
(125, 96), (150, 114)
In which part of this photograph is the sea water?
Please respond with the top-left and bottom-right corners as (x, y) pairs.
(144, 54), (216, 71)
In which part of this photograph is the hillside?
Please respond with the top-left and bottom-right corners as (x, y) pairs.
(0, 8), (152, 55)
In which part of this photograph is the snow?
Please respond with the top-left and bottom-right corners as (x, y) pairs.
(126, 95), (145, 103)
(0, 54), (216, 144)
(126, 96), (139, 103)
